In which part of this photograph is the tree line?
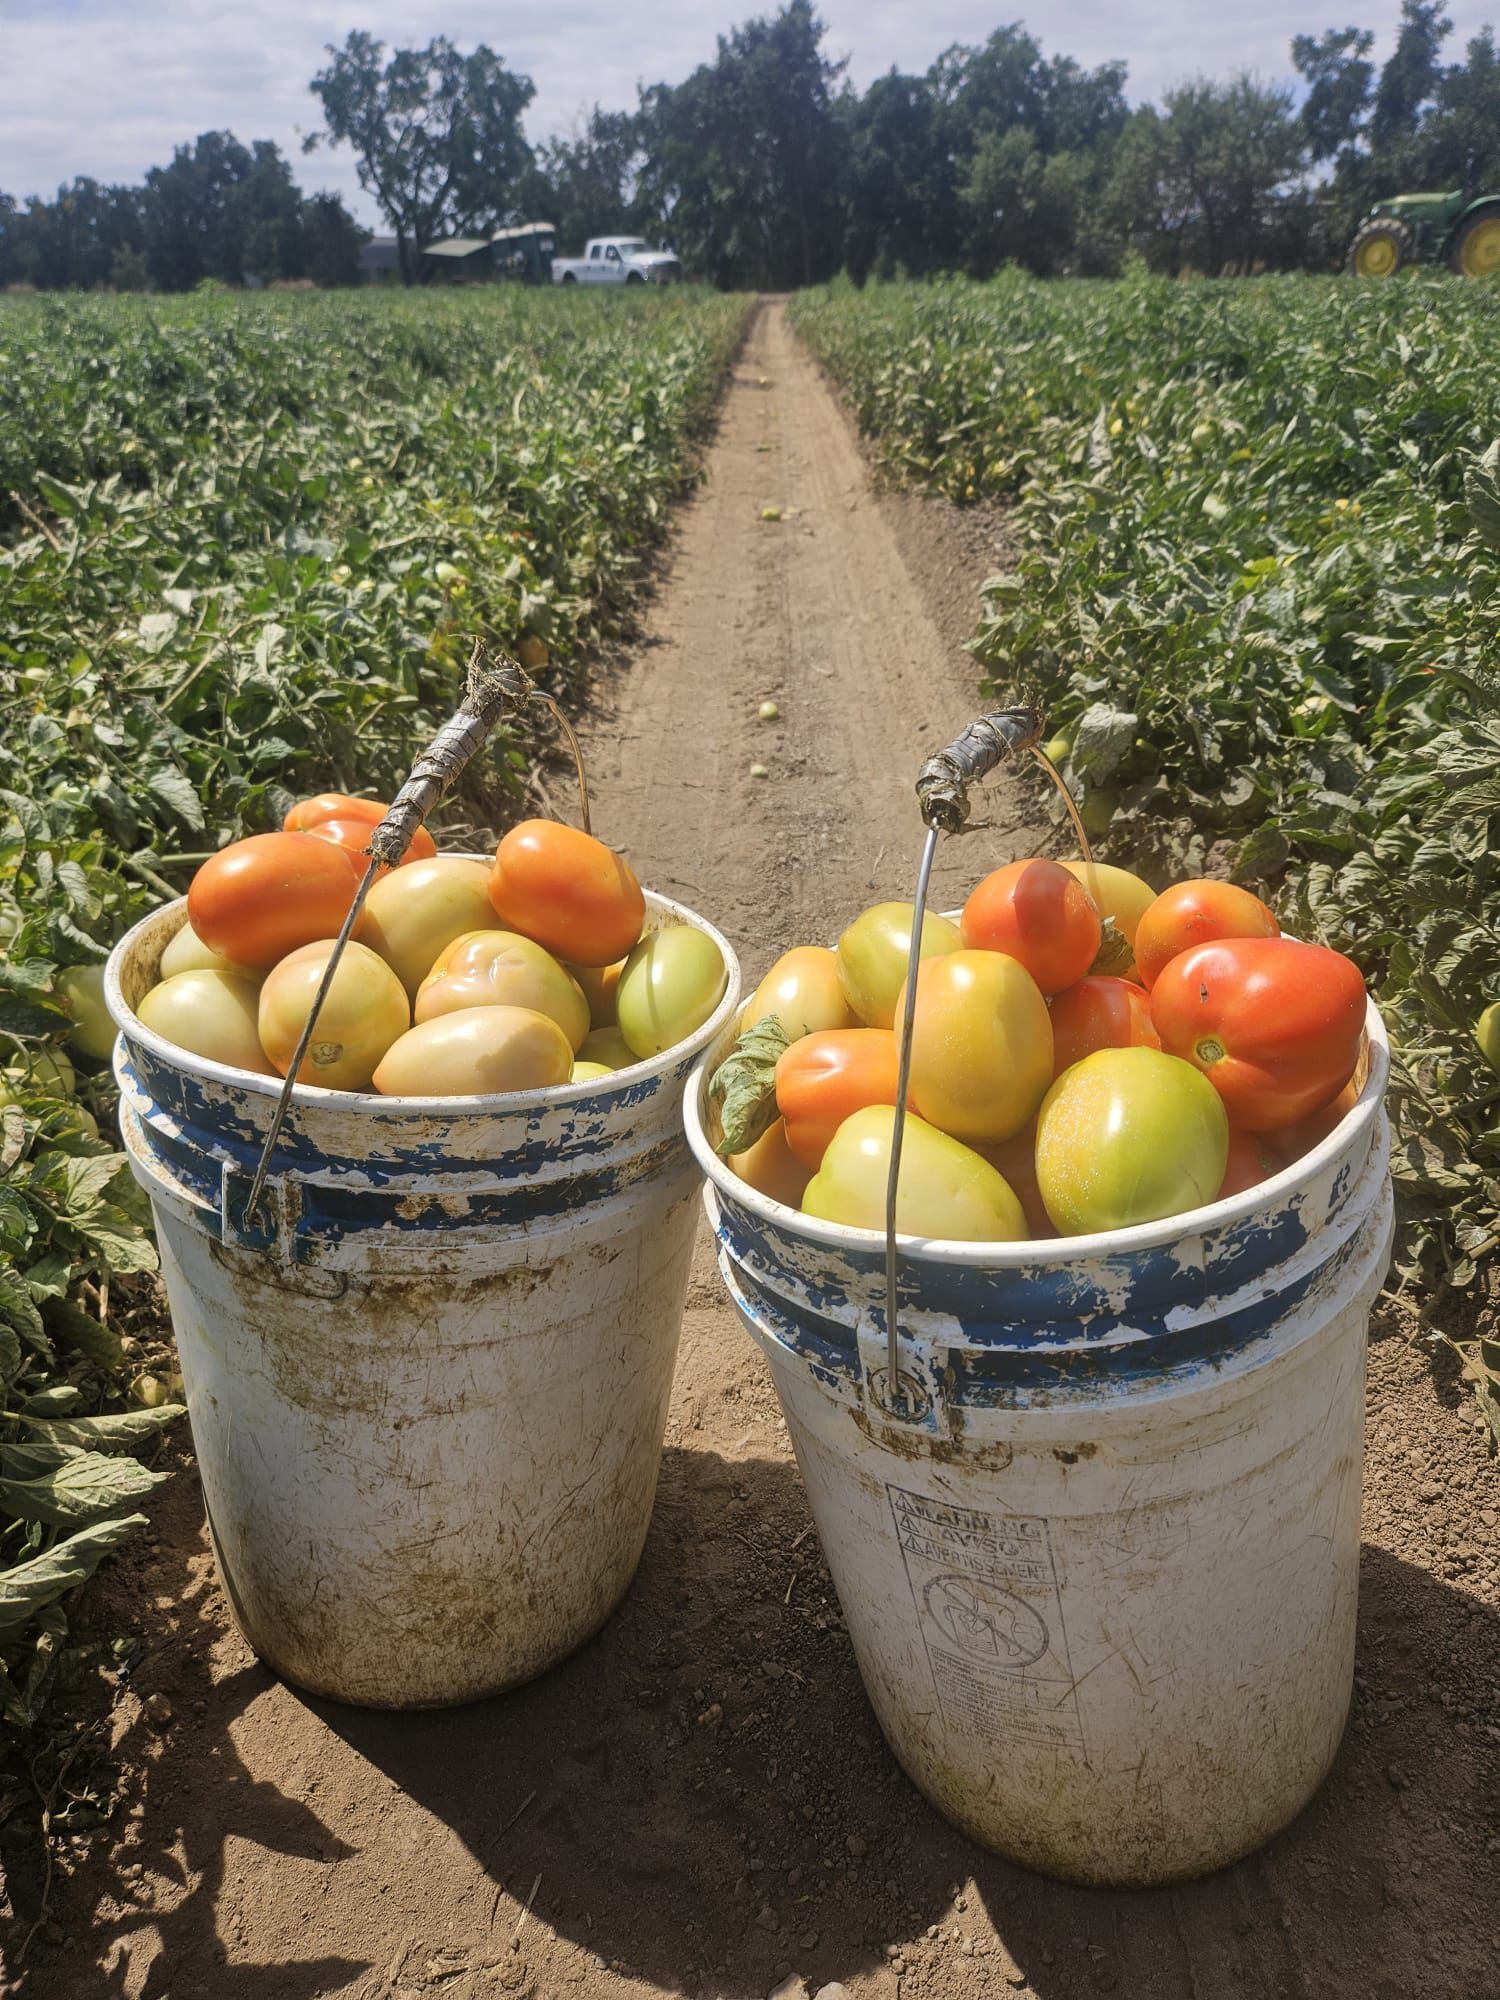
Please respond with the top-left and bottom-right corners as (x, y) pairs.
(3, 2), (1497, 293)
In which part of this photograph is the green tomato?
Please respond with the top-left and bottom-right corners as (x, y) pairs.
(1476, 1002), (1500, 1074)
(1036, 1047), (1228, 1235)
(159, 919), (258, 983)
(616, 927), (727, 1058)
(139, 971), (276, 1076)
(56, 964), (116, 1062)
(1042, 734), (1073, 766)
(802, 1105), (1028, 1241)
(4, 1046), (76, 1099)
(570, 1059), (615, 1084)
(836, 902), (962, 1030)
(577, 1026), (638, 1072)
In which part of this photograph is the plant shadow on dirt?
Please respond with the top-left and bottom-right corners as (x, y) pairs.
(30, 1423), (1499, 2000)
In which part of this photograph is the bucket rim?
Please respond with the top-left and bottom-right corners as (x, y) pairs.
(106, 886), (741, 1118)
(685, 992), (1389, 1268)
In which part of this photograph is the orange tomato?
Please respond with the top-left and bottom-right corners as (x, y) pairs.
(305, 815), (435, 869)
(187, 834), (364, 971)
(1133, 880), (1279, 989)
(728, 1118), (813, 1208)
(1217, 1127), (1280, 1200)
(489, 820), (644, 968)
(960, 858), (1101, 996)
(1049, 975), (1159, 1077)
(567, 959), (624, 1029)
(1273, 1077), (1361, 1165)
(976, 1122), (1054, 1239)
(283, 793), (385, 832)
(775, 1028), (904, 1169)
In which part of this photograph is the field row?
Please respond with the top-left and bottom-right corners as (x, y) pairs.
(0, 286), (750, 1730)
(791, 272), (1500, 1295)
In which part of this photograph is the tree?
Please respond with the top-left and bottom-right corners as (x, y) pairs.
(520, 108), (642, 251)
(635, 3), (845, 289)
(837, 70), (955, 280)
(1371, 1), (1453, 149)
(1292, 27), (1376, 161)
(307, 32), (535, 282)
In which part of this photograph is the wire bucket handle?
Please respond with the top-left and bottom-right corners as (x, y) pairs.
(879, 706), (1046, 1419)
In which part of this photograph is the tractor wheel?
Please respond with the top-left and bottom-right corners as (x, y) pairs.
(1451, 210), (1500, 277)
(1347, 218), (1415, 277)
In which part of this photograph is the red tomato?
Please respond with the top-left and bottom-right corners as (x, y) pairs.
(1133, 880), (1279, 989)
(489, 820), (644, 968)
(960, 858), (1101, 996)
(1274, 1078), (1362, 1165)
(283, 793), (384, 833)
(1048, 976), (1159, 1077)
(1217, 1127), (1280, 1200)
(1149, 937), (1367, 1132)
(775, 1029), (904, 1169)
(187, 834), (364, 971)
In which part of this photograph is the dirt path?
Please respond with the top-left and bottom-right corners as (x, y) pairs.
(26, 301), (1497, 2000)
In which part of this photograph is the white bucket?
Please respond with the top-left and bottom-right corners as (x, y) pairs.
(107, 889), (739, 1709)
(685, 1004), (1393, 1885)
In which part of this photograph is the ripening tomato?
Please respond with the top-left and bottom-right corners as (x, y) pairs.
(1149, 937), (1367, 1132)
(615, 927), (727, 1058)
(1133, 880), (1279, 989)
(1036, 1047), (1228, 1235)
(283, 793), (384, 833)
(137, 970), (274, 1075)
(374, 1006), (573, 1097)
(489, 820), (645, 967)
(1058, 860), (1156, 965)
(570, 1059), (616, 1085)
(577, 1025), (638, 1072)
(1049, 975), (1159, 1078)
(1273, 1077), (1362, 1165)
(1217, 1127), (1280, 1200)
(728, 1117), (813, 1209)
(976, 1122), (1053, 1239)
(159, 919), (255, 983)
(567, 959), (624, 1030)
(304, 816), (437, 870)
(745, 945), (853, 1041)
(416, 931), (590, 1050)
(776, 1028), (904, 1168)
(898, 949), (1053, 1144)
(188, 833), (364, 970)
(258, 940), (410, 1091)
(836, 903), (962, 1030)
(961, 858), (1101, 995)
(360, 857), (497, 999)
(802, 1106), (1027, 1242)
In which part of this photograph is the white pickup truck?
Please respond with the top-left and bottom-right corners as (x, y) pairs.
(551, 236), (682, 286)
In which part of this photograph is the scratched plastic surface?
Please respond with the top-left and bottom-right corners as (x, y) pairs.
(106, 889), (740, 1708)
(685, 1002), (1394, 1885)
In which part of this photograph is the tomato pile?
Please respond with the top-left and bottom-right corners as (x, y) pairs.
(722, 857), (1368, 1242)
(134, 796), (727, 1097)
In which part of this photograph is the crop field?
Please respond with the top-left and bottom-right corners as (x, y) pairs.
(792, 271), (1500, 1301)
(0, 285), (749, 1736)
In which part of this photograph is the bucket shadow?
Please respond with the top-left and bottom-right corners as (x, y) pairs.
(299, 1443), (1498, 2000)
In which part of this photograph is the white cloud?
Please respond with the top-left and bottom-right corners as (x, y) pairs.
(2, 1), (1494, 227)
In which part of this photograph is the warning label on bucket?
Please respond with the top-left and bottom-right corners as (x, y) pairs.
(887, 1486), (1085, 1754)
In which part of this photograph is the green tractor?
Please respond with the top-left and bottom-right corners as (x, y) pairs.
(1347, 181), (1500, 278)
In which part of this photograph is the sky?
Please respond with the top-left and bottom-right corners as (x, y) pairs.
(2, 1), (1495, 225)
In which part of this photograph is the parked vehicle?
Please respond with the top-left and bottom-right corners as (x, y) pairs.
(551, 237), (682, 286)
(1347, 184), (1500, 276)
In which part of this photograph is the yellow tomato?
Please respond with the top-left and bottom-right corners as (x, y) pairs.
(566, 959), (624, 1030)
(1035, 1047), (1228, 1235)
(159, 920), (255, 982)
(258, 940), (410, 1091)
(728, 1116), (813, 1208)
(1059, 859), (1156, 951)
(836, 902), (962, 1029)
(360, 858), (497, 999)
(570, 1059), (616, 1084)
(373, 1006), (573, 1097)
(577, 1026), (638, 1071)
(415, 930), (589, 1051)
(898, 949), (1052, 1145)
(745, 946), (853, 1041)
(137, 971), (275, 1075)
(802, 1106), (1026, 1241)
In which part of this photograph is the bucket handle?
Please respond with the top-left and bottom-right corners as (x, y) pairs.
(878, 707), (1044, 1423)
